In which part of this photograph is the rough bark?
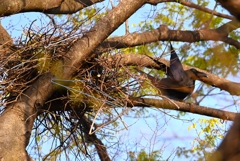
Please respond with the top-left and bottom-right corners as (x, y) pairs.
(0, 0), (104, 16)
(0, 73), (54, 160)
(208, 114), (240, 161)
(218, 0), (240, 21)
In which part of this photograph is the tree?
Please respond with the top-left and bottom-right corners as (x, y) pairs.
(0, 0), (240, 160)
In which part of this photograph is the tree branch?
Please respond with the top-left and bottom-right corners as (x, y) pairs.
(147, 0), (234, 20)
(208, 114), (240, 161)
(0, 73), (54, 160)
(0, 23), (13, 45)
(128, 97), (236, 121)
(81, 116), (111, 161)
(217, 0), (240, 21)
(0, 0), (104, 16)
(99, 22), (240, 51)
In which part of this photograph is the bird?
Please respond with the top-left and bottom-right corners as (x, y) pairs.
(136, 43), (208, 101)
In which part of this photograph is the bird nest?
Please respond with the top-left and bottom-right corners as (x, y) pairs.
(0, 21), (137, 113)
(0, 23), (81, 105)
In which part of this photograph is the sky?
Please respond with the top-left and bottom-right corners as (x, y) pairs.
(0, 1), (238, 161)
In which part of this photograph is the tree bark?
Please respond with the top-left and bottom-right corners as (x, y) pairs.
(0, 0), (104, 16)
(208, 114), (240, 161)
(0, 73), (54, 160)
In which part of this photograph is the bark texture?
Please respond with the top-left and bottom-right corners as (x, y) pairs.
(218, 0), (240, 21)
(0, 73), (54, 160)
(0, 0), (104, 16)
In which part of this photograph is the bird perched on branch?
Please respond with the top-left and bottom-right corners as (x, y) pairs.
(136, 43), (207, 101)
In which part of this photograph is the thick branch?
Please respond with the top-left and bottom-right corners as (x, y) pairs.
(0, 0), (103, 16)
(110, 54), (240, 96)
(0, 73), (54, 160)
(128, 97), (236, 121)
(62, 0), (146, 78)
(0, 23), (13, 56)
(45, 0), (104, 14)
(208, 114), (240, 161)
(0, 24), (13, 45)
(217, 0), (240, 21)
(99, 22), (240, 51)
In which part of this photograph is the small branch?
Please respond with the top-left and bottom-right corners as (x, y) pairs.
(217, 0), (240, 21)
(128, 97), (236, 121)
(147, 0), (234, 20)
(81, 116), (111, 161)
(0, 24), (13, 45)
(62, 0), (146, 78)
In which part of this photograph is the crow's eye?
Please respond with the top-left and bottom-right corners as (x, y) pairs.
(190, 68), (197, 74)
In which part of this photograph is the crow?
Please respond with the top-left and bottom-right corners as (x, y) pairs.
(136, 43), (207, 101)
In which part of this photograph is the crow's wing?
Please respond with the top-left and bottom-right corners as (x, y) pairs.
(169, 42), (185, 82)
